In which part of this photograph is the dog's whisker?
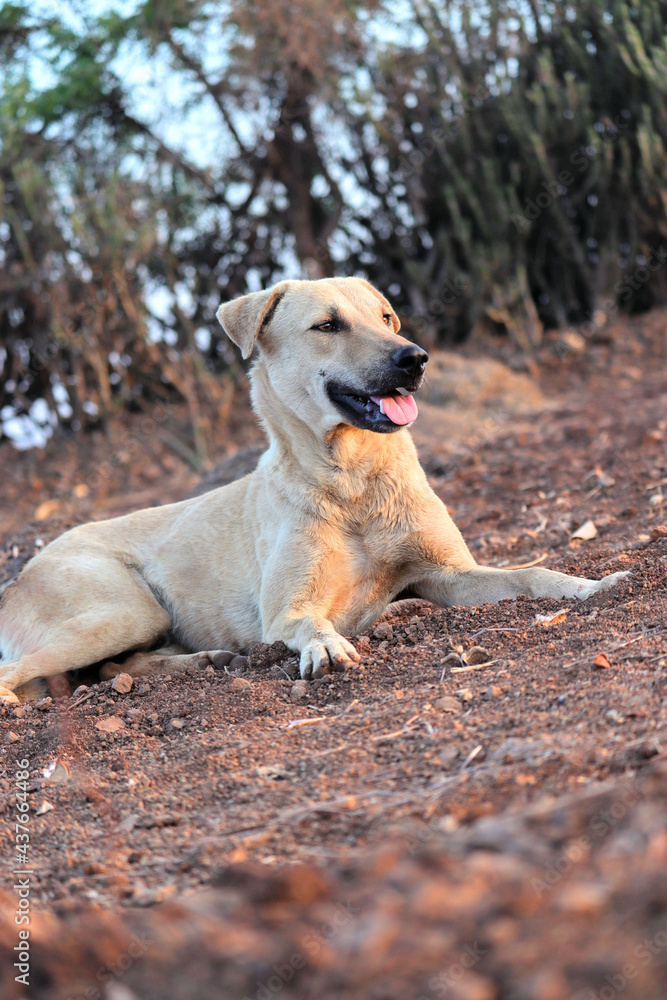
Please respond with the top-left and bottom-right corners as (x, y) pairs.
(291, 389), (310, 419)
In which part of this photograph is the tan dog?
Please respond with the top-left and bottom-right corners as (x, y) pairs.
(0, 278), (628, 701)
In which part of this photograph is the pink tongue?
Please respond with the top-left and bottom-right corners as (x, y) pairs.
(370, 392), (419, 425)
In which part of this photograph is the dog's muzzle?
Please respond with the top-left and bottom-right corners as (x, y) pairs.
(327, 344), (428, 432)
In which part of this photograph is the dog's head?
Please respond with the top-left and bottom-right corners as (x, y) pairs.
(216, 278), (428, 435)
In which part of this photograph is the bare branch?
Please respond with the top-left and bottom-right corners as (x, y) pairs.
(159, 25), (250, 157)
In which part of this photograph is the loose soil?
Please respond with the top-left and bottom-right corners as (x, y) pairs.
(0, 310), (665, 1000)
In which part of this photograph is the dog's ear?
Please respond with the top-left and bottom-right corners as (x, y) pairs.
(216, 284), (288, 359)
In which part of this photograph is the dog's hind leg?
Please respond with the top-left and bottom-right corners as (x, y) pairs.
(0, 604), (171, 698)
(0, 566), (172, 699)
(99, 646), (237, 680)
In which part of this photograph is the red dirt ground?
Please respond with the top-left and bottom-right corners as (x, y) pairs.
(0, 309), (665, 1000)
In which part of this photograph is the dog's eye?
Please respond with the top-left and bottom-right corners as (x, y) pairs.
(314, 320), (337, 332)
(383, 314), (393, 326)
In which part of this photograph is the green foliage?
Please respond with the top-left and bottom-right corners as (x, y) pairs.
(347, 0), (667, 344)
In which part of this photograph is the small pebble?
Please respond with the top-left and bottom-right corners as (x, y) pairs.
(83, 861), (107, 876)
(95, 716), (125, 734)
(231, 676), (252, 691)
(437, 696), (462, 714)
(438, 746), (459, 767)
(111, 673), (133, 695)
(291, 680), (309, 701)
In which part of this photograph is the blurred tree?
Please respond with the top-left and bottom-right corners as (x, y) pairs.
(0, 0), (375, 450)
(345, 0), (667, 347)
(1, 0), (666, 448)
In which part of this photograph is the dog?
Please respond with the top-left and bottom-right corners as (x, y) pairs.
(0, 277), (628, 702)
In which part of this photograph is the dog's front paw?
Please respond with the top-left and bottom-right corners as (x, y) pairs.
(577, 570), (632, 600)
(300, 634), (360, 680)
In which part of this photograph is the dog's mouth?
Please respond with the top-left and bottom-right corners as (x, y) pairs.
(326, 383), (420, 432)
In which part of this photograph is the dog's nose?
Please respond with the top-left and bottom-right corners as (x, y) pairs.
(391, 344), (428, 377)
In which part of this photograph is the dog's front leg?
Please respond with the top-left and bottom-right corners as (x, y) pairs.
(412, 564), (630, 606)
(260, 542), (361, 679)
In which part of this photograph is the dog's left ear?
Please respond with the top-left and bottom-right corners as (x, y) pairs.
(216, 284), (288, 359)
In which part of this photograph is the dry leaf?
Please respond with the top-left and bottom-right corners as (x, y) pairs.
(439, 651), (464, 672)
(35, 499), (60, 521)
(464, 646), (491, 665)
(594, 653), (611, 669)
(95, 716), (125, 733)
(287, 717), (327, 729)
(536, 609), (570, 626)
(572, 519), (598, 540)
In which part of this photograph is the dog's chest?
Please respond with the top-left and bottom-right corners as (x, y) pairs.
(322, 516), (411, 610)
(345, 524), (400, 575)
